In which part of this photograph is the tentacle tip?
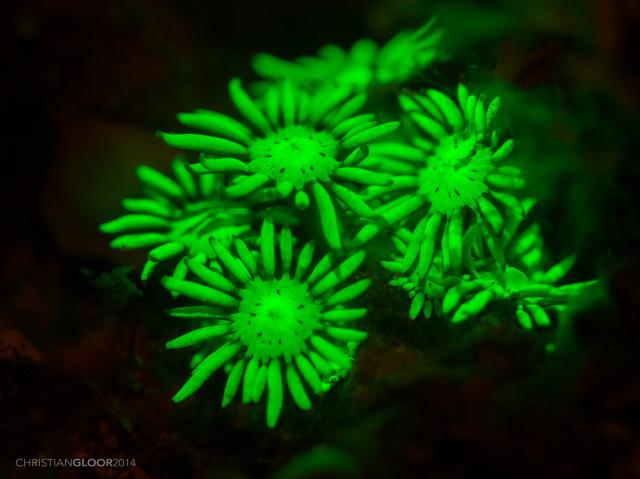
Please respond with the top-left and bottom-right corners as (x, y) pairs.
(450, 314), (468, 324)
(329, 243), (344, 253)
(172, 392), (187, 403)
(185, 162), (200, 175)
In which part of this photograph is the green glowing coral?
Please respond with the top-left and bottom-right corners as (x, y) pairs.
(159, 79), (399, 250)
(441, 263), (595, 327)
(384, 204), (594, 326)
(375, 18), (445, 86)
(352, 85), (522, 275)
(253, 18), (443, 91)
(95, 16), (602, 431)
(100, 158), (251, 282)
(163, 217), (369, 428)
(254, 39), (378, 92)
(386, 253), (447, 321)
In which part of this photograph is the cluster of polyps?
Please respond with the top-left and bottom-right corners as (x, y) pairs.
(100, 18), (595, 428)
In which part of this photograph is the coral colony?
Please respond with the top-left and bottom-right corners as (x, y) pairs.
(101, 19), (594, 427)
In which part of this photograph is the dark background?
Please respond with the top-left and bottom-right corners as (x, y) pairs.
(2, 0), (640, 478)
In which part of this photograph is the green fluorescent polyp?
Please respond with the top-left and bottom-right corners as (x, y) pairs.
(385, 207), (594, 327)
(159, 78), (399, 251)
(164, 218), (369, 428)
(375, 18), (444, 86)
(441, 264), (595, 327)
(100, 158), (251, 283)
(252, 18), (444, 91)
(355, 84), (522, 279)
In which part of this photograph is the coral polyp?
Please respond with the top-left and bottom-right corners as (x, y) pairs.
(441, 263), (595, 327)
(100, 158), (251, 282)
(383, 203), (593, 326)
(253, 39), (379, 91)
(160, 79), (399, 250)
(252, 18), (443, 91)
(163, 217), (369, 428)
(353, 85), (522, 275)
(374, 18), (445, 86)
